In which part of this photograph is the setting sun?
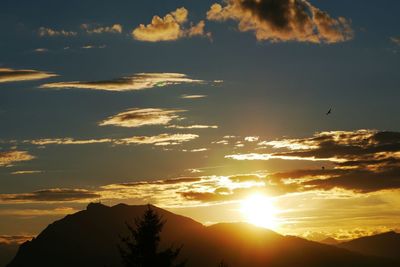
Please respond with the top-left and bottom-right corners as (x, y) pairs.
(240, 194), (279, 230)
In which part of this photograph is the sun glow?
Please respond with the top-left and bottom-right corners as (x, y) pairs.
(240, 194), (279, 230)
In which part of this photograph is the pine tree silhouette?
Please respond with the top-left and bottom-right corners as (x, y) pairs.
(119, 205), (186, 267)
(218, 260), (229, 267)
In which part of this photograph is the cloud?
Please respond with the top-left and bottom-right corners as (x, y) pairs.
(182, 148), (209, 152)
(100, 174), (269, 207)
(0, 189), (100, 203)
(27, 133), (198, 147)
(132, 7), (210, 42)
(244, 136), (259, 142)
(0, 207), (78, 217)
(232, 130), (400, 193)
(391, 36), (400, 46)
(0, 151), (35, 167)
(40, 73), (205, 91)
(116, 134), (199, 146)
(33, 48), (49, 53)
(207, 0), (353, 43)
(81, 23), (122, 34)
(81, 44), (106, 49)
(167, 124), (218, 129)
(99, 108), (185, 128)
(180, 94), (207, 99)
(38, 27), (77, 37)
(0, 235), (33, 245)
(0, 67), (57, 83)
(11, 170), (43, 175)
(30, 138), (112, 146)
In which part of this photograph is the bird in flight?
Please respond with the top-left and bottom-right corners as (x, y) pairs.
(326, 108), (332, 115)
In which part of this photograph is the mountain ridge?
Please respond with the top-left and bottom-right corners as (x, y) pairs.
(6, 203), (399, 267)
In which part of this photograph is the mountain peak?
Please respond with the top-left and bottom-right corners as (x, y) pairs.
(86, 202), (108, 211)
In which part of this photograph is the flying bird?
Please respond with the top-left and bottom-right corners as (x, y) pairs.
(326, 108), (332, 115)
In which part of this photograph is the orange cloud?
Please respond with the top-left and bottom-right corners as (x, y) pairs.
(27, 133), (199, 147)
(40, 73), (204, 91)
(132, 7), (210, 42)
(0, 67), (57, 83)
(99, 108), (185, 128)
(207, 0), (353, 43)
(0, 151), (35, 167)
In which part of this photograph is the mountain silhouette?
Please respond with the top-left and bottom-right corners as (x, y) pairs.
(6, 203), (399, 267)
(320, 237), (340, 245)
(338, 231), (400, 261)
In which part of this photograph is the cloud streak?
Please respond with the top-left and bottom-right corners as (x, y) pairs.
(38, 27), (77, 37)
(99, 108), (185, 128)
(27, 133), (199, 147)
(0, 151), (35, 167)
(0, 189), (100, 203)
(0, 68), (57, 83)
(40, 73), (205, 91)
(207, 0), (353, 43)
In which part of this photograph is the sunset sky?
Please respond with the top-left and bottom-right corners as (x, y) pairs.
(1, 0), (400, 243)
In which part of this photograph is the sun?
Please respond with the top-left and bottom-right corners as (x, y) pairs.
(240, 194), (279, 230)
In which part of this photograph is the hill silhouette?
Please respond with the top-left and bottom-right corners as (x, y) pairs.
(6, 203), (399, 267)
(338, 231), (400, 261)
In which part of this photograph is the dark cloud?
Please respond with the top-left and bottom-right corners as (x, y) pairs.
(207, 0), (353, 43)
(0, 189), (100, 203)
(255, 130), (400, 193)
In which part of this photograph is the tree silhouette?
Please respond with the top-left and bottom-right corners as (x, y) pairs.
(119, 205), (185, 267)
(218, 260), (229, 267)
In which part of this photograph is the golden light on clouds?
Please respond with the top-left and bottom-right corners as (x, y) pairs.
(132, 7), (209, 42)
(99, 108), (185, 128)
(207, 0), (353, 43)
(0, 68), (57, 83)
(40, 73), (205, 91)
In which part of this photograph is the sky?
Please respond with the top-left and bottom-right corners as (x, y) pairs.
(0, 0), (400, 243)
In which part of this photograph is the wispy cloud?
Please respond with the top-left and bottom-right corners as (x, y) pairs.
(0, 151), (35, 167)
(81, 23), (122, 34)
(167, 124), (218, 129)
(40, 73), (205, 91)
(132, 7), (210, 42)
(27, 133), (198, 147)
(391, 36), (400, 46)
(99, 108), (185, 128)
(38, 27), (77, 37)
(33, 48), (49, 53)
(0, 189), (100, 203)
(180, 94), (207, 99)
(0, 67), (57, 83)
(207, 0), (353, 43)
(81, 44), (106, 49)
(11, 170), (43, 175)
